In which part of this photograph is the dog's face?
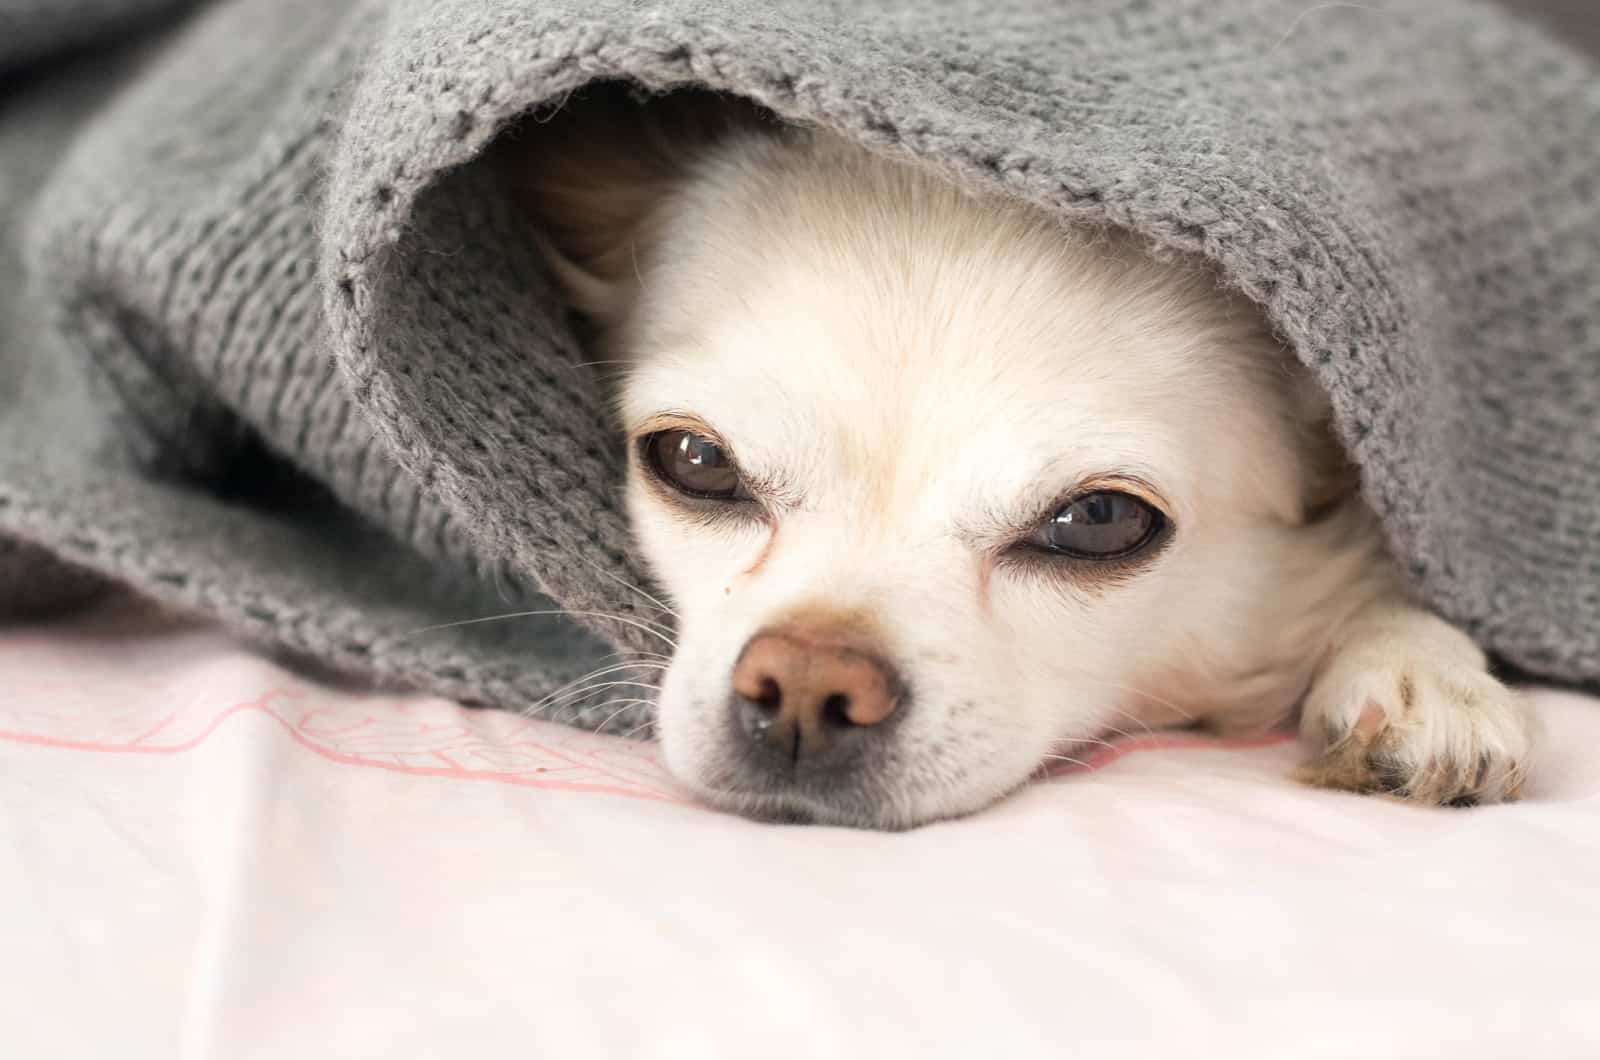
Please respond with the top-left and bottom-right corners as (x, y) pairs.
(511, 92), (1367, 828)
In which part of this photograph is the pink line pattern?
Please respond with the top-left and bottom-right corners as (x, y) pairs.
(0, 610), (1297, 809)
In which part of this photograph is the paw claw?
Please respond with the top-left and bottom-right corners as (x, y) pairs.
(1351, 699), (1387, 745)
(1298, 614), (1534, 807)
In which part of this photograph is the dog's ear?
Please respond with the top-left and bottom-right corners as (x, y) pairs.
(500, 85), (766, 326)
(1288, 371), (1361, 520)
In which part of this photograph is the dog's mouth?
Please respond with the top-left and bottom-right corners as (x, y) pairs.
(690, 778), (887, 829)
(685, 766), (931, 830)
(681, 741), (1021, 830)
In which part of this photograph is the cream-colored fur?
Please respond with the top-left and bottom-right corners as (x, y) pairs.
(505, 88), (1534, 828)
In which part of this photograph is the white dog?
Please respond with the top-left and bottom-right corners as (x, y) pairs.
(505, 88), (1534, 829)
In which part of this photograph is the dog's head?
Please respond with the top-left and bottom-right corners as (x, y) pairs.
(508, 89), (1368, 828)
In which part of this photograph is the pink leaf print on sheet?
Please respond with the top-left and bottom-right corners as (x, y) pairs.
(0, 599), (1296, 806)
(0, 602), (691, 804)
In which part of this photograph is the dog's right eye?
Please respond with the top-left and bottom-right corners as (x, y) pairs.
(641, 429), (751, 501)
(1026, 490), (1166, 560)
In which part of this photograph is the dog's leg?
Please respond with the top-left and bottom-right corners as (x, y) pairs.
(1295, 596), (1535, 805)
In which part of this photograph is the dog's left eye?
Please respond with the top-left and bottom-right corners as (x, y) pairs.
(1028, 490), (1164, 559)
(641, 429), (751, 501)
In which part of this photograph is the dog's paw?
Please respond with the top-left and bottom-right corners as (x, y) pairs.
(1295, 607), (1534, 806)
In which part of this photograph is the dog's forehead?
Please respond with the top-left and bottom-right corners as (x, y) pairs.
(623, 260), (1224, 515)
(619, 156), (1279, 518)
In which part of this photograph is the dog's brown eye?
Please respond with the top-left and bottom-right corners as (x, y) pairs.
(642, 429), (750, 500)
(1032, 491), (1163, 559)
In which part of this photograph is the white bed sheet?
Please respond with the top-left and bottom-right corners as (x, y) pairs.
(2, 600), (1598, 1059)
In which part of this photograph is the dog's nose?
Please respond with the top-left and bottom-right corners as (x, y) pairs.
(730, 629), (901, 766)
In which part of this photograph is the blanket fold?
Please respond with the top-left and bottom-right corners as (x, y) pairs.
(2, 0), (1597, 720)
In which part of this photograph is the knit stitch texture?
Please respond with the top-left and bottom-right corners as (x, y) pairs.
(1, 0), (1597, 724)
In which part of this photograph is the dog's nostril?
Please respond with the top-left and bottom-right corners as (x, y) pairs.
(820, 692), (852, 728)
(753, 676), (782, 714)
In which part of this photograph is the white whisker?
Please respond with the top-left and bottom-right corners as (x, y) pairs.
(573, 551), (679, 618)
(1066, 672), (1198, 724)
(618, 717), (657, 740)
(585, 647), (673, 664)
(1060, 735), (1118, 751)
(568, 359), (636, 370)
(1098, 722), (1147, 742)
(590, 697), (658, 732)
(403, 608), (678, 649)
(521, 677), (663, 718)
(1268, 3), (1384, 53)
(525, 660), (669, 717)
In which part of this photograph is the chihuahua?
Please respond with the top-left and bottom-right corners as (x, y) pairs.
(506, 88), (1534, 829)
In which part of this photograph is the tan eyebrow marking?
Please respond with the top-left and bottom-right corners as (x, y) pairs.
(975, 552), (995, 617)
(740, 523), (780, 578)
(989, 470), (1173, 546)
(628, 411), (726, 447)
(1063, 473), (1172, 521)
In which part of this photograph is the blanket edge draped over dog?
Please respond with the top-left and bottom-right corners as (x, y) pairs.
(1, 0), (1597, 723)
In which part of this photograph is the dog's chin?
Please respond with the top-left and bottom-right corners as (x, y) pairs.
(688, 783), (924, 831)
(675, 755), (1025, 831)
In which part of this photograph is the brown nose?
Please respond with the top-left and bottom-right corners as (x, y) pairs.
(730, 627), (902, 766)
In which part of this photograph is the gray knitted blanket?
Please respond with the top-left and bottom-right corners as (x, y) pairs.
(2, 0), (1598, 726)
